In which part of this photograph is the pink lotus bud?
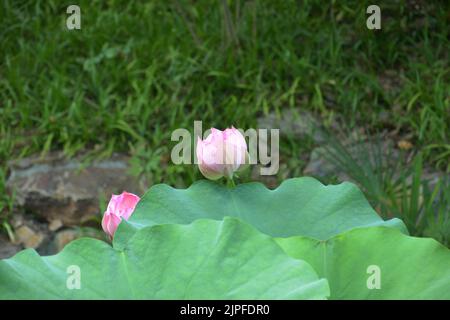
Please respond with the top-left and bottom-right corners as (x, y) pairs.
(196, 127), (249, 180)
(101, 191), (140, 238)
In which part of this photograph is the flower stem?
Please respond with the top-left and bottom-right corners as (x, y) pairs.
(227, 177), (236, 188)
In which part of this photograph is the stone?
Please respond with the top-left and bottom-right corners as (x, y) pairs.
(397, 140), (413, 150)
(51, 227), (108, 253)
(251, 165), (279, 189)
(303, 146), (348, 180)
(0, 235), (22, 259)
(5, 212), (53, 255)
(48, 219), (63, 231)
(15, 225), (44, 249)
(10, 214), (24, 229)
(6, 152), (146, 226)
(53, 229), (78, 252)
(257, 110), (327, 143)
(303, 139), (399, 180)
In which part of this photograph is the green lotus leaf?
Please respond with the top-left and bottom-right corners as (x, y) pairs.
(0, 217), (329, 299)
(276, 227), (450, 299)
(114, 177), (406, 248)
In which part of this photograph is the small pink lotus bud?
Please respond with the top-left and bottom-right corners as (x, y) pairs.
(101, 191), (140, 238)
(196, 127), (249, 180)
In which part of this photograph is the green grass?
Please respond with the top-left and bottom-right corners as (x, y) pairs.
(316, 128), (449, 246)
(0, 1), (449, 234)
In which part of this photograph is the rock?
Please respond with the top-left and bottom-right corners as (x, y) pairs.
(303, 139), (399, 180)
(251, 165), (279, 189)
(0, 235), (22, 259)
(52, 227), (108, 253)
(10, 214), (24, 229)
(6, 212), (53, 255)
(48, 219), (63, 231)
(6, 152), (146, 227)
(303, 147), (349, 180)
(257, 110), (328, 143)
(14, 225), (44, 249)
(398, 140), (413, 150)
(53, 229), (78, 252)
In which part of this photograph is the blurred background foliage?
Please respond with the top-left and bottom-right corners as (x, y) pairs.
(0, 0), (448, 244)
